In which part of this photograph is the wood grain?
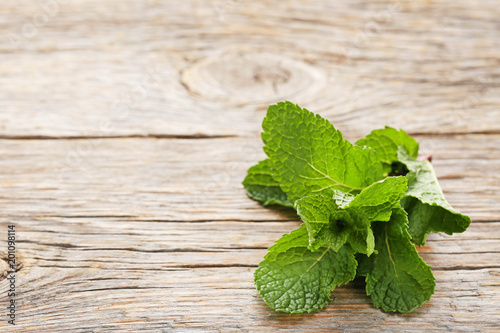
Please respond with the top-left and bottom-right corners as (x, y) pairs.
(0, 0), (499, 138)
(0, 136), (498, 222)
(1, 0), (499, 332)
(0, 136), (499, 332)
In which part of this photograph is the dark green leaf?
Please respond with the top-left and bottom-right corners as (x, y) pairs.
(242, 159), (292, 207)
(398, 148), (471, 245)
(254, 226), (357, 313)
(365, 208), (435, 313)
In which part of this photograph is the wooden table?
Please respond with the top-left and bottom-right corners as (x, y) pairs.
(1, 1), (499, 332)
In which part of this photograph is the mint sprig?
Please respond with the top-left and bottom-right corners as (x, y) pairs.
(244, 102), (470, 313)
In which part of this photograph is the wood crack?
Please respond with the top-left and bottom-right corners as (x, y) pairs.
(409, 130), (500, 136)
(0, 134), (238, 140)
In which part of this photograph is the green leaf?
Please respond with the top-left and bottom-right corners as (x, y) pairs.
(331, 189), (355, 208)
(295, 177), (407, 255)
(356, 126), (419, 165)
(242, 159), (292, 207)
(355, 126), (470, 245)
(398, 148), (471, 245)
(348, 176), (408, 222)
(254, 225), (357, 313)
(295, 195), (352, 252)
(355, 253), (373, 277)
(346, 227), (375, 256)
(295, 193), (375, 254)
(262, 102), (384, 203)
(365, 208), (435, 313)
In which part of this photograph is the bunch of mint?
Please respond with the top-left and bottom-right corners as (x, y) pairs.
(243, 102), (470, 313)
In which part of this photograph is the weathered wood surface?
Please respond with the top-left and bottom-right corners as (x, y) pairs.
(1, 0), (500, 139)
(1, 0), (499, 332)
(0, 137), (499, 332)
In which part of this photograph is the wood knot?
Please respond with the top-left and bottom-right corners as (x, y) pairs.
(181, 51), (327, 105)
(0, 253), (23, 281)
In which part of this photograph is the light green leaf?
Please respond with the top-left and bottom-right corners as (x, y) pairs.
(348, 176), (408, 222)
(295, 194), (374, 254)
(356, 126), (419, 165)
(254, 225), (357, 313)
(295, 177), (407, 255)
(262, 102), (384, 203)
(295, 195), (352, 252)
(398, 148), (471, 245)
(346, 227), (375, 256)
(242, 159), (292, 207)
(355, 126), (470, 246)
(331, 189), (355, 208)
(365, 208), (435, 313)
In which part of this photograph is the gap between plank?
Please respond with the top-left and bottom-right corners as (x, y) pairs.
(0, 131), (500, 141)
(0, 134), (237, 140)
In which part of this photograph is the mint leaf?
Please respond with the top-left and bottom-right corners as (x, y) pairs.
(254, 225), (357, 313)
(295, 195), (353, 252)
(331, 189), (355, 208)
(342, 177), (407, 255)
(348, 176), (408, 222)
(398, 148), (471, 245)
(355, 252), (373, 277)
(365, 208), (435, 313)
(295, 177), (407, 255)
(246, 102), (470, 314)
(242, 159), (292, 207)
(356, 126), (419, 165)
(262, 102), (384, 203)
(355, 126), (470, 245)
(346, 227), (376, 256)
